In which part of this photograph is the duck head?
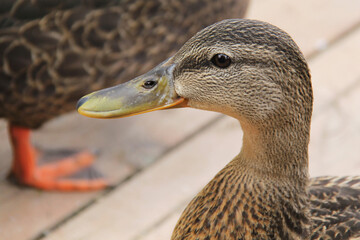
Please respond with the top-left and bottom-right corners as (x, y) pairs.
(77, 19), (312, 131)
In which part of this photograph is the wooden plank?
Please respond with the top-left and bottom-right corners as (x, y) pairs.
(0, 110), (218, 240)
(247, 0), (360, 56)
(44, 116), (243, 240)
(0, 185), (98, 240)
(309, 83), (360, 177)
(310, 26), (360, 111)
(137, 208), (183, 240)
(308, 26), (360, 176)
(44, 2), (360, 240)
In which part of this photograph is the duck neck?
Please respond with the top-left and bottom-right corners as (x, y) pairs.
(172, 118), (312, 240)
(226, 119), (312, 238)
(237, 118), (310, 185)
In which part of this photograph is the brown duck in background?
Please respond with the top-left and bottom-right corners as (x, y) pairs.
(0, 0), (249, 191)
(78, 19), (360, 239)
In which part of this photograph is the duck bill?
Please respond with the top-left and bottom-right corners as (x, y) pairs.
(77, 62), (186, 119)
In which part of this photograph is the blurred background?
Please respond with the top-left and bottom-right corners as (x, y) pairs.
(0, 0), (360, 239)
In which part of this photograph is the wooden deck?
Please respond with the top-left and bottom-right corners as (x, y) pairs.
(1, 0), (360, 239)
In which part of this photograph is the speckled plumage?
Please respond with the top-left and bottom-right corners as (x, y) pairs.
(0, 0), (249, 128)
(173, 173), (360, 239)
(309, 176), (360, 239)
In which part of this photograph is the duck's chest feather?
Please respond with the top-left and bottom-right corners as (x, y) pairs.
(171, 164), (311, 240)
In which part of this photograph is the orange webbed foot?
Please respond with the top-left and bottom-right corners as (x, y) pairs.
(9, 125), (109, 191)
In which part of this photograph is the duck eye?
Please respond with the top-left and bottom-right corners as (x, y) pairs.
(142, 80), (157, 89)
(211, 53), (231, 68)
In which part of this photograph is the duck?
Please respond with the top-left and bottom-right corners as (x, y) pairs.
(77, 19), (360, 239)
(0, 0), (249, 191)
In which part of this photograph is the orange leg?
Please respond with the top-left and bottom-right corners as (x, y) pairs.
(9, 125), (108, 191)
